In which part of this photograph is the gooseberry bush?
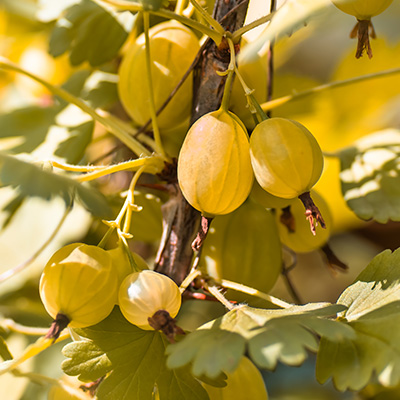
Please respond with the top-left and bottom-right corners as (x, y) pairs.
(1, 0), (400, 399)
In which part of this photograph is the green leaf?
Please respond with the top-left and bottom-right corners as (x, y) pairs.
(316, 248), (400, 391)
(167, 303), (352, 379)
(0, 152), (112, 219)
(54, 121), (94, 163)
(0, 337), (13, 361)
(1, 193), (25, 229)
(62, 308), (209, 400)
(0, 68), (93, 164)
(49, 0), (135, 67)
(338, 129), (400, 223)
(0, 106), (58, 155)
(81, 71), (119, 109)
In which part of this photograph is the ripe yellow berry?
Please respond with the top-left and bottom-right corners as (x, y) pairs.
(332, 0), (393, 20)
(118, 21), (200, 129)
(39, 243), (118, 329)
(178, 109), (254, 217)
(250, 117), (323, 199)
(118, 270), (181, 330)
(204, 357), (268, 400)
(276, 191), (332, 253)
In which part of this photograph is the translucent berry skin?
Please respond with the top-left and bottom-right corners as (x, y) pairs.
(117, 21), (200, 129)
(107, 242), (148, 287)
(332, 0), (393, 19)
(39, 243), (118, 328)
(250, 117), (323, 199)
(203, 199), (281, 302)
(178, 109), (254, 217)
(276, 191), (332, 253)
(250, 180), (296, 210)
(118, 270), (181, 330)
(204, 357), (268, 400)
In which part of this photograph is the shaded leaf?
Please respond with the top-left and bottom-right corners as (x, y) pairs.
(0, 106), (58, 155)
(0, 337), (13, 361)
(62, 308), (208, 400)
(49, 0), (134, 67)
(81, 71), (119, 109)
(338, 129), (400, 223)
(317, 248), (400, 391)
(167, 303), (352, 378)
(54, 121), (94, 163)
(1, 193), (25, 229)
(0, 152), (112, 218)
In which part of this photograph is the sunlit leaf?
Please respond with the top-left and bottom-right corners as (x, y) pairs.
(62, 308), (208, 400)
(36, 0), (78, 22)
(49, 0), (135, 66)
(167, 303), (352, 378)
(0, 152), (112, 218)
(338, 129), (400, 223)
(317, 248), (400, 391)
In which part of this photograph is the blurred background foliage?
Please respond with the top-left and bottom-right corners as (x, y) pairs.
(1, 0), (400, 399)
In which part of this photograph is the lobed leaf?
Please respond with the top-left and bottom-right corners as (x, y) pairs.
(49, 0), (135, 67)
(62, 308), (209, 400)
(166, 303), (352, 378)
(317, 248), (400, 391)
(338, 129), (400, 223)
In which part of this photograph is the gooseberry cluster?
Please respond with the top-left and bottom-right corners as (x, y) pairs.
(39, 243), (182, 339)
(115, 17), (334, 289)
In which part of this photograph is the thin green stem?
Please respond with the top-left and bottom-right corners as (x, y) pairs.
(97, 0), (223, 44)
(52, 160), (105, 172)
(143, 12), (167, 159)
(1, 319), (49, 336)
(179, 269), (201, 294)
(204, 283), (235, 310)
(97, 226), (115, 249)
(219, 38), (236, 112)
(122, 165), (146, 234)
(234, 64), (268, 121)
(0, 58), (150, 157)
(75, 157), (164, 182)
(231, 13), (273, 42)
(0, 201), (72, 284)
(220, 279), (292, 308)
(120, 235), (140, 272)
(261, 67), (400, 112)
(188, 0), (225, 35)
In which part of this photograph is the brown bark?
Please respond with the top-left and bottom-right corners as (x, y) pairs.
(154, 0), (249, 285)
